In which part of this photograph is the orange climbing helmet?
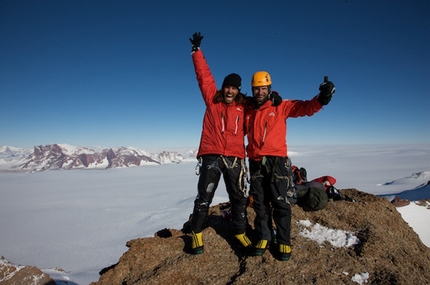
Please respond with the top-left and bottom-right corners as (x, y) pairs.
(251, 71), (272, 87)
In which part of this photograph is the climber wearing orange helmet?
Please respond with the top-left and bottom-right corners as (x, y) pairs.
(246, 70), (335, 260)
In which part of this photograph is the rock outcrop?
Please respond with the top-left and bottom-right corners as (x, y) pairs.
(390, 196), (411, 207)
(0, 256), (55, 285)
(92, 189), (430, 284)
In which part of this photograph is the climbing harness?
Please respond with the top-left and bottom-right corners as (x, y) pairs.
(195, 157), (202, 175)
(239, 159), (249, 197)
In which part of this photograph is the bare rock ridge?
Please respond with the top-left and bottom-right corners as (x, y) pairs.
(3, 144), (193, 172)
(91, 189), (430, 285)
(390, 196), (411, 207)
(0, 256), (55, 285)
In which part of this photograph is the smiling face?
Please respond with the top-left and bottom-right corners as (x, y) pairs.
(252, 86), (269, 105)
(222, 86), (239, 104)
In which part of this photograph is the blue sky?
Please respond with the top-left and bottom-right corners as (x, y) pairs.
(1, 0), (429, 150)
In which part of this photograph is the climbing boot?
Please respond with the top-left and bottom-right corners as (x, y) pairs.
(191, 231), (204, 254)
(279, 244), (292, 261)
(254, 239), (268, 256)
(235, 233), (252, 248)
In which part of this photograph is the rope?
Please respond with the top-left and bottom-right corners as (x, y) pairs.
(220, 155), (237, 169)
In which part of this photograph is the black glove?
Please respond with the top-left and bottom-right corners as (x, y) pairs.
(269, 91), (282, 106)
(318, 75), (335, 105)
(189, 32), (203, 53)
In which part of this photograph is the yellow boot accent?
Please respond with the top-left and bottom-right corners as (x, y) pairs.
(254, 239), (268, 256)
(235, 233), (252, 248)
(191, 231), (204, 254)
(279, 244), (292, 261)
(256, 239), (268, 249)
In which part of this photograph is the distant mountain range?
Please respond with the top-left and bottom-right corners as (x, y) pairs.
(0, 144), (198, 172)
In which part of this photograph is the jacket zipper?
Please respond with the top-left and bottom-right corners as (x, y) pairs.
(221, 112), (225, 134)
(261, 120), (268, 146)
(234, 115), (239, 135)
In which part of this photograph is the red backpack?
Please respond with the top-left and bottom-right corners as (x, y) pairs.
(312, 175), (337, 190)
(292, 166), (307, 185)
(292, 165), (355, 202)
(311, 175), (344, 201)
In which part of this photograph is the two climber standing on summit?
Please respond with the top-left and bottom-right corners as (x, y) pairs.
(188, 31), (336, 260)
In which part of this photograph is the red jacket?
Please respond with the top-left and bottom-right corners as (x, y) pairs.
(245, 97), (322, 161)
(192, 50), (246, 159)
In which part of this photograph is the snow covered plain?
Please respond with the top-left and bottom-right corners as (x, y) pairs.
(0, 144), (429, 284)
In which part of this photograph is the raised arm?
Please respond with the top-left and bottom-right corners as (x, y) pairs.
(283, 76), (336, 118)
(190, 32), (217, 105)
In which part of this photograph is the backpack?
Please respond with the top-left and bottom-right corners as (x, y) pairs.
(288, 165), (356, 207)
(294, 181), (328, 211)
(311, 175), (355, 202)
(311, 175), (343, 200)
(312, 175), (355, 202)
(292, 165), (307, 185)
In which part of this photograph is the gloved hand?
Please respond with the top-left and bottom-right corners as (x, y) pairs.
(318, 75), (335, 105)
(189, 32), (204, 53)
(269, 91), (282, 106)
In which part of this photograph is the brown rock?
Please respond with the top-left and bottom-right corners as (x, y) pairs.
(92, 189), (430, 285)
(391, 196), (411, 207)
(0, 256), (55, 285)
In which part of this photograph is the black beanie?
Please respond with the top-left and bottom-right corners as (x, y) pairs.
(222, 73), (242, 90)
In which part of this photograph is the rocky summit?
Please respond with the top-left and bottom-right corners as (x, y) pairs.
(91, 189), (430, 285)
